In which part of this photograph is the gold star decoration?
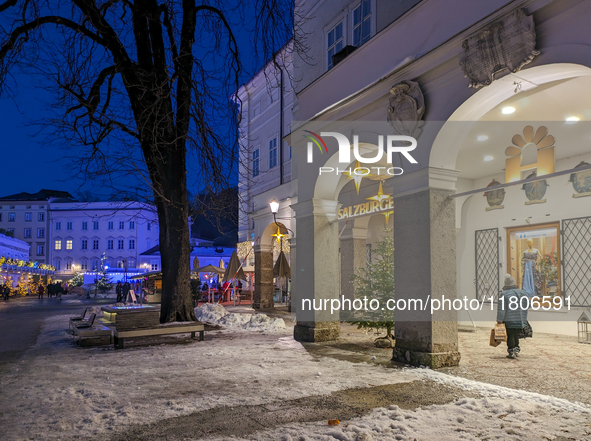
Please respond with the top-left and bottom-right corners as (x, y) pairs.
(382, 210), (394, 224)
(366, 180), (389, 203)
(271, 226), (287, 243)
(342, 161), (374, 195)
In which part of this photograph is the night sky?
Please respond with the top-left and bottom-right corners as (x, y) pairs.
(0, 3), (285, 199)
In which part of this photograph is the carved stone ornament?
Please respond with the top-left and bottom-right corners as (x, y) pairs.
(387, 80), (425, 138)
(460, 8), (540, 88)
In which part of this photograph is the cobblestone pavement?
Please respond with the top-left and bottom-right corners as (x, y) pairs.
(440, 326), (591, 405)
(302, 322), (591, 406)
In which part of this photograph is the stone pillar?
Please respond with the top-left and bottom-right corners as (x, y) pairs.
(292, 199), (341, 342)
(339, 227), (367, 302)
(392, 188), (461, 369)
(253, 244), (274, 309)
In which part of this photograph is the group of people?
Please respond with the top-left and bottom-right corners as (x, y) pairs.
(0, 282), (66, 300)
(115, 281), (133, 303)
(40, 282), (66, 299)
(200, 280), (242, 303)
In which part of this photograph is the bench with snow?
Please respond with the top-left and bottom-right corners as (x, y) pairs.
(71, 313), (113, 346)
(113, 321), (205, 349)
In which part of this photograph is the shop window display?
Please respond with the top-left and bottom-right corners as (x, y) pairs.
(507, 223), (560, 298)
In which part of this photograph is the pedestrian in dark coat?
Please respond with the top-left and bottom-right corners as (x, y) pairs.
(497, 274), (529, 359)
(122, 282), (130, 303)
(38, 284), (45, 299)
(115, 281), (123, 302)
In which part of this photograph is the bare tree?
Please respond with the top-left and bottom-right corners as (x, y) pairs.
(0, 0), (300, 322)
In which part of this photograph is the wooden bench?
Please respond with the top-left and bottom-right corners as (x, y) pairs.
(113, 322), (205, 349)
(75, 325), (113, 347)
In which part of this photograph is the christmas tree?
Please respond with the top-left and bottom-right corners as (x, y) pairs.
(69, 272), (84, 287)
(349, 227), (395, 347)
(94, 254), (112, 293)
(16, 278), (28, 296)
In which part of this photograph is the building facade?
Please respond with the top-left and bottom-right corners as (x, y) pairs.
(236, 42), (294, 307)
(48, 201), (159, 279)
(0, 190), (74, 264)
(243, 0), (591, 367)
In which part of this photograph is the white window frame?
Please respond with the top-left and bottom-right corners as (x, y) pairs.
(269, 136), (278, 169)
(351, 0), (374, 47)
(252, 101), (261, 119)
(55, 239), (62, 250)
(325, 17), (346, 69)
(252, 147), (260, 177)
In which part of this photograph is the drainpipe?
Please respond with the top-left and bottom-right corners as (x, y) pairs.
(275, 53), (284, 186)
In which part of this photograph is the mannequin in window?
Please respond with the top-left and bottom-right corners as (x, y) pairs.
(521, 239), (542, 297)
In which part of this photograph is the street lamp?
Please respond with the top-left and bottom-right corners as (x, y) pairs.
(269, 199), (279, 215)
(269, 199), (294, 237)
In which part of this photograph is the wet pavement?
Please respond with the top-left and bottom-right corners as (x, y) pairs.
(0, 295), (113, 367)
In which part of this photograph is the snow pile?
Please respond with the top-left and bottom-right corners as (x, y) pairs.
(218, 397), (591, 441)
(194, 303), (286, 332)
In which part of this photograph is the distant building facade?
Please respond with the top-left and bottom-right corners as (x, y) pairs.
(49, 201), (159, 279)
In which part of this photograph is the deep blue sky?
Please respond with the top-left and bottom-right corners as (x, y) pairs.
(0, 3), (286, 199)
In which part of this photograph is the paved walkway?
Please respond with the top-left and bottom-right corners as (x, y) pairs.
(303, 322), (591, 405)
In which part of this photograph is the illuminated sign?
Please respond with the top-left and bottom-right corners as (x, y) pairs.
(338, 196), (394, 220)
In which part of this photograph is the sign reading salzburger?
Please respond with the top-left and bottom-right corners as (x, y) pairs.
(337, 195), (394, 220)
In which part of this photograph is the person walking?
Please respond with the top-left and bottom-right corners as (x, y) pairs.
(2, 284), (9, 300)
(37, 284), (45, 299)
(122, 281), (130, 303)
(115, 281), (123, 303)
(497, 274), (530, 359)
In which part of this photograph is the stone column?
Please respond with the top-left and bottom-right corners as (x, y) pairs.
(292, 199), (341, 342)
(253, 243), (274, 309)
(392, 188), (461, 368)
(339, 227), (367, 302)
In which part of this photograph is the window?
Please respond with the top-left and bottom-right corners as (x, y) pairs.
(327, 20), (344, 69)
(91, 259), (99, 271)
(8, 213), (15, 222)
(253, 101), (261, 118)
(7, 228), (14, 235)
(37, 244), (44, 256)
(54, 259), (61, 271)
(129, 221), (135, 230)
(92, 239), (99, 250)
(147, 222), (151, 231)
(127, 258), (135, 268)
(108, 221), (113, 230)
(81, 239), (88, 250)
(66, 222), (73, 230)
(65, 260), (72, 271)
(81, 260), (88, 270)
(269, 137), (278, 168)
(119, 221), (125, 230)
(38, 212), (44, 221)
(93, 221), (99, 230)
(37, 228), (45, 238)
(66, 240), (73, 250)
(352, 0), (371, 47)
(117, 239), (124, 250)
(55, 240), (62, 250)
(82, 221), (88, 230)
(117, 259), (124, 269)
(24, 228), (31, 238)
(55, 221), (61, 230)
(129, 239), (135, 250)
(25, 212), (32, 222)
(107, 239), (114, 250)
(252, 148), (260, 177)
(151, 263), (158, 271)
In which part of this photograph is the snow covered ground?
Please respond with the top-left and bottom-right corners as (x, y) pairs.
(1, 307), (590, 441)
(210, 397), (591, 441)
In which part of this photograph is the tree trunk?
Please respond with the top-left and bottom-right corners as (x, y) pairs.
(155, 179), (197, 323)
